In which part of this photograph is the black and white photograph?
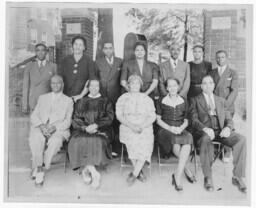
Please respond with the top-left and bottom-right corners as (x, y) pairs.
(2, 1), (255, 207)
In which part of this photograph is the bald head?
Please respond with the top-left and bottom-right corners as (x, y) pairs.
(51, 75), (64, 93)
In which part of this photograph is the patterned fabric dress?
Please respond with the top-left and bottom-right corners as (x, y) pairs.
(156, 95), (193, 154)
(116, 92), (156, 162)
(68, 95), (114, 169)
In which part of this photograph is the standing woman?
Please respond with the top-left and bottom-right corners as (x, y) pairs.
(59, 36), (98, 102)
(188, 45), (212, 99)
(116, 75), (156, 186)
(120, 42), (158, 99)
(156, 78), (195, 191)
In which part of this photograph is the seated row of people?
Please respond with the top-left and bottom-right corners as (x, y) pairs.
(28, 74), (246, 194)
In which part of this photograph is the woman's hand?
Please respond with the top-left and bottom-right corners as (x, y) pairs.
(168, 126), (181, 135)
(85, 124), (98, 134)
(130, 124), (143, 134)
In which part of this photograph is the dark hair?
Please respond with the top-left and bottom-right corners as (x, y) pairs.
(165, 77), (180, 88)
(216, 50), (228, 57)
(88, 79), (100, 87)
(35, 43), (47, 51)
(134, 41), (147, 53)
(71, 36), (87, 50)
(193, 44), (204, 52)
(103, 41), (114, 48)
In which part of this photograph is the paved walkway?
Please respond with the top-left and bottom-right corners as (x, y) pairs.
(6, 115), (250, 205)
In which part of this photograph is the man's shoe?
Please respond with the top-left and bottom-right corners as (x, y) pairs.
(204, 177), (214, 192)
(35, 171), (45, 186)
(137, 170), (147, 183)
(232, 177), (247, 193)
(31, 168), (37, 180)
(126, 172), (136, 186)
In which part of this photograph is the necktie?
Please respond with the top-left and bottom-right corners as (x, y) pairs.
(39, 61), (43, 72)
(208, 94), (215, 115)
(219, 67), (224, 76)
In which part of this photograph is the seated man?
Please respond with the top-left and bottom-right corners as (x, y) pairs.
(189, 75), (246, 193)
(28, 75), (73, 186)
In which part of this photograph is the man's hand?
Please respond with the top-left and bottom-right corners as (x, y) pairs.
(72, 95), (82, 103)
(203, 127), (215, 140)
(47, 125), (56, 135)
(39, 124), (51, 139)
(220, 127), (231, 138)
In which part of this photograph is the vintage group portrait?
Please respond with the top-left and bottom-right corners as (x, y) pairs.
(4, 1), (253, 207)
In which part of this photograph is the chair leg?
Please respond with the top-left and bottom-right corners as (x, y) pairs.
(120, 144), (124, 174)
(157, 146), (161, 176)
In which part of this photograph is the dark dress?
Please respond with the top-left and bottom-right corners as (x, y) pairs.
(188, 61), (212, 99)
(59, 54), (98, 97)
(156, 95), (193, 154)
(120, 59), (159, 98)
(68, 96), (114, 169)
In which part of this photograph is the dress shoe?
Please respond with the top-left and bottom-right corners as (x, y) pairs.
(126, 172), (136, 186)
(137, 170), (147, 183)
(232, 177), (247, 193)
(184, 168), (196, 183)
(31, 168), (37, 180)
(35, 171), (45, 186)
(172, 174), (183, 191)
(82, 168), (92, 185)
(204, 177), (214, 192)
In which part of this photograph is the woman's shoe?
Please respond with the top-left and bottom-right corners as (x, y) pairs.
(172, 174), (183, 191)
(126, 172), (136, 186)
(184, 168), (196, 183)
(137, 170), (147, 183)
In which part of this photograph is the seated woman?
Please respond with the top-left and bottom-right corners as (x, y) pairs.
(156, 78), (195, 191)
(68, 79), (114, 189)
(116, 75), (156, 186)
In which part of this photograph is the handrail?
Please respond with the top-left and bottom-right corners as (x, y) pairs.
(11, 55), (37, 69)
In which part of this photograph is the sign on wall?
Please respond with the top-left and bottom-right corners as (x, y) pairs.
(66, 23), (81, 34)
(211, 17), (231, 30)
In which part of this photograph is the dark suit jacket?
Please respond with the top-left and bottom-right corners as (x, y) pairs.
(121, 59), (159, 97)
(22, 60), (57, 111)
(59, 55), (98, 97)
(96, 56), (123, 105)
(159, 59), (190, 98)
(209, 66), (238, 115)
(189, 93), (233, 134)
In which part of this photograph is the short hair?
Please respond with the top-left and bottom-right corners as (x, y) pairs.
(201, 75), (214, 84)
(134, 41), (147, 53)
(51, 75), (64, 85)
(169, 43), (181, 50)
(71, 36), (87, 50)
(103, 41), (114, 48)
(127, 74), (143, 88)
(216, 50), (228, 57)
(165, 77), (180, 88)
(193, 44), (204, 52)
(35, 43), (47, 51)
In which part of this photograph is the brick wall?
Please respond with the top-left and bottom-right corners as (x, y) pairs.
(57, 16), (94, 64)
(203, 10), (246, 91)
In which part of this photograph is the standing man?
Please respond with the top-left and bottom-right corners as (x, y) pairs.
(189, 75), (246, 193)
(28, 75), (73, 186)
(159, 43), (190, 98)
(96, 41), (123, 156)
(209, 50), (239, 162)
(188, 45), (212, 99)
(22, 43), (57, 113)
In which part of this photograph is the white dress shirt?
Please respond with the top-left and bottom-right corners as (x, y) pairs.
(170, 58), (178, 71)
(37, 59), (47, 68)
(217, 65), (227, 76)
(105, 56), (114, 65)
(203, 92), (216, 115)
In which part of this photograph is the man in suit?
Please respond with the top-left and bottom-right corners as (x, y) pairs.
(22, 43), (57, 113)
(28, 75), (73, 186)
(159, 43), (190, 98)
(209, 50), (239, 162)
(189, 75), (246, 193)
(96, 41), (122, 156)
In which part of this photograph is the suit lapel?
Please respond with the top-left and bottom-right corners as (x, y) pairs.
(215, 66), (231, 90)
(199, 94), (210, 114)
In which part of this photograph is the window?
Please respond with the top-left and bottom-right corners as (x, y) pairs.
(30, 29), (37, 44)
(42, 32), (47, 44)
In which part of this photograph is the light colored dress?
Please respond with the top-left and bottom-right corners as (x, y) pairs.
(116, 92), (156, 162)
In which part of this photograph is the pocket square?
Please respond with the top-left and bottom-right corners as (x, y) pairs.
(227, 77), (232, 81)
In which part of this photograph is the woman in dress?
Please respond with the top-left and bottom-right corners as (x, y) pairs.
(59, 36), (98, 102)
(120, 41), (159, 99)
(156, 78), (195, 191)
(116, 75), (156, 186)
(68, 79), (114, 189)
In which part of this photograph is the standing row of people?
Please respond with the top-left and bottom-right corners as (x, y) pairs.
(22, 35), (245, 193)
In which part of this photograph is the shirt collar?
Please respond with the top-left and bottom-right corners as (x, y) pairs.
(88, 93), (101, 98)
(105, 56), (114, 65)
(37, 59), (47, 67)
(217, 65), (227, 71)
(203, 92), (214, 102)
(170, 58), (178, 67)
